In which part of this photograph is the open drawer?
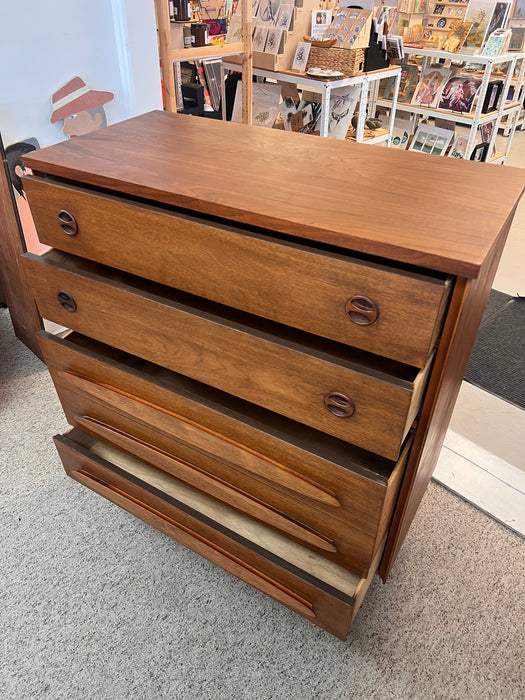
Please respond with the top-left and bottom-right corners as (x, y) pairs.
(25, 251), (432, 460)
(40, 330), (408, 578)
(54, 428), (384, 639)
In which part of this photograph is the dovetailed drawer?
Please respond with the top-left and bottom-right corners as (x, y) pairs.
(25, 251), (432, 461)
(54, 427), (375, 640)
(25, 176), (450, 368)
(39, 331), (408, 578)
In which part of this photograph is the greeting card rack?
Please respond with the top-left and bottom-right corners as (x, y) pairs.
(227, 0), (320, 73)
(377, 47), (525, 163)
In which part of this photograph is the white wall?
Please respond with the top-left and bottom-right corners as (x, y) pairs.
(0, 0), (163, 148)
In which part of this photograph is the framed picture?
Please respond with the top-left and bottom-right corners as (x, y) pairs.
(383, 64), (418, 102)
(509, 26), (525, 51)
(464, 0), (502, 48)
(438, 75), (482, 113)
(411, 67), (450, 108)
(482, 28), (511, 56)
(484, 1), (512, 42)
(481, 80), (504, 113)
(291, 41), (311, 72)
(442, 21), (473, 53)
(409, 124), (453, 156)
(470, 142), (489, 161)
(512, 0), (525, 19)
(448, 134), (469, 158)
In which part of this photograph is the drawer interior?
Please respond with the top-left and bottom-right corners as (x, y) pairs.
(58, 428), (363, 598)
(55, 427), (377, 637)
(89, 438), (362, 597)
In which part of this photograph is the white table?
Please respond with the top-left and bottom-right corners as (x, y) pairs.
(221, 63), (401, 143)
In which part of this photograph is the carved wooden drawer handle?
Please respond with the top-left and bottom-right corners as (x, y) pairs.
(58, 209), (78, 236)
(345, 295), (379, 326)
(324, 392), (355, 418)
(57, 290), (77, 312)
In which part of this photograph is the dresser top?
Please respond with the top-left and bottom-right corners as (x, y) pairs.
(25, 110), (524, 278)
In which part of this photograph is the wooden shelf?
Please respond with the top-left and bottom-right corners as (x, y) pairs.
(171, 43), (244, 62)
(154, 0), (252, 122)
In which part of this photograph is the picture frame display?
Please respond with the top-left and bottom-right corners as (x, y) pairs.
(481, 80), (504, 113)
(484, 1), (512, 41)
(509, 26), (525, 51)
(438, 75), (482, 113)
(512, 0), (525, 19)
(464, 0), (502, 48)
(384, 63), (418, 102)
(411, 67), (450, 108)
(409, 124), (453, 156)
(448, 134), (469, 158)
(470, 142), (489, 161)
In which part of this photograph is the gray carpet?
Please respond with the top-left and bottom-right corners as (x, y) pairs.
(1, 307), (525, 700)
(465, 291), (525, 410)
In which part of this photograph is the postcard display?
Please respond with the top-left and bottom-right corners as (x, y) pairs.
(229, 0), (321, 71)
(380, 47), (525, 163)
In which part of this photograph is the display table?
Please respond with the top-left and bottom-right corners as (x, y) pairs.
(21, 111), (524, 639)
(222, 63), (401, 142)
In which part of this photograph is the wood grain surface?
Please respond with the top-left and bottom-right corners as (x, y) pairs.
(25, 250), (425, 460)
(25, 176), (449, 368)
(23, 110), (525, 278)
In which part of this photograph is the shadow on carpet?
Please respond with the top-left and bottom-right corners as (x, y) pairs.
(465, 290), (525, 410)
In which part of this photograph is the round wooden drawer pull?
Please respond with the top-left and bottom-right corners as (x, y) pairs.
(345, 295), (379, 326)
(57, 290), (77, 312)
(324, 392), (355, 418)
(58, 209), (78, 236)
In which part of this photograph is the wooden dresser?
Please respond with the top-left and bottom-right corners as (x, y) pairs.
(22, 112), (524, 639)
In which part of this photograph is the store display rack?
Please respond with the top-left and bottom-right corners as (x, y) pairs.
(154, 0), (253, 121)
(377, 47), (525, 163)
(221, 63), (401, 142)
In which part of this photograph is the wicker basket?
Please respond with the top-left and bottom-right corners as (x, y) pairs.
(306, 46), (366, 79)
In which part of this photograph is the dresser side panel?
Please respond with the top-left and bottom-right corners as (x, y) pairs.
(379, 214), (515, 580)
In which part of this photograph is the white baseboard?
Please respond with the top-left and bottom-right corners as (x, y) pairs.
(434, 429), (525, 538)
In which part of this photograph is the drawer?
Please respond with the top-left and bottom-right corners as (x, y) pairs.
(54, 427), (381, 639)
(25, 176), (450, 367)
(25, 252), (432, 460)
(39, 331), (408, 578)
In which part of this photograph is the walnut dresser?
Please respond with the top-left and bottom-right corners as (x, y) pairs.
(22, 112), (524, 639)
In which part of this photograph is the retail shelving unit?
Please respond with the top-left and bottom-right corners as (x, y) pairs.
(377, 47), (525, 163)
(221, 63), (401, 143)
(501, 55), (525, 137)
(154, 0), (253, 122)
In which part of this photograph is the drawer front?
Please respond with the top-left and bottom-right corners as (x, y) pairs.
(25, 176), (449, 367)
(25, 253), (429, 460)
(39, 331), (407, 578)
(54, 429), (363, 639)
